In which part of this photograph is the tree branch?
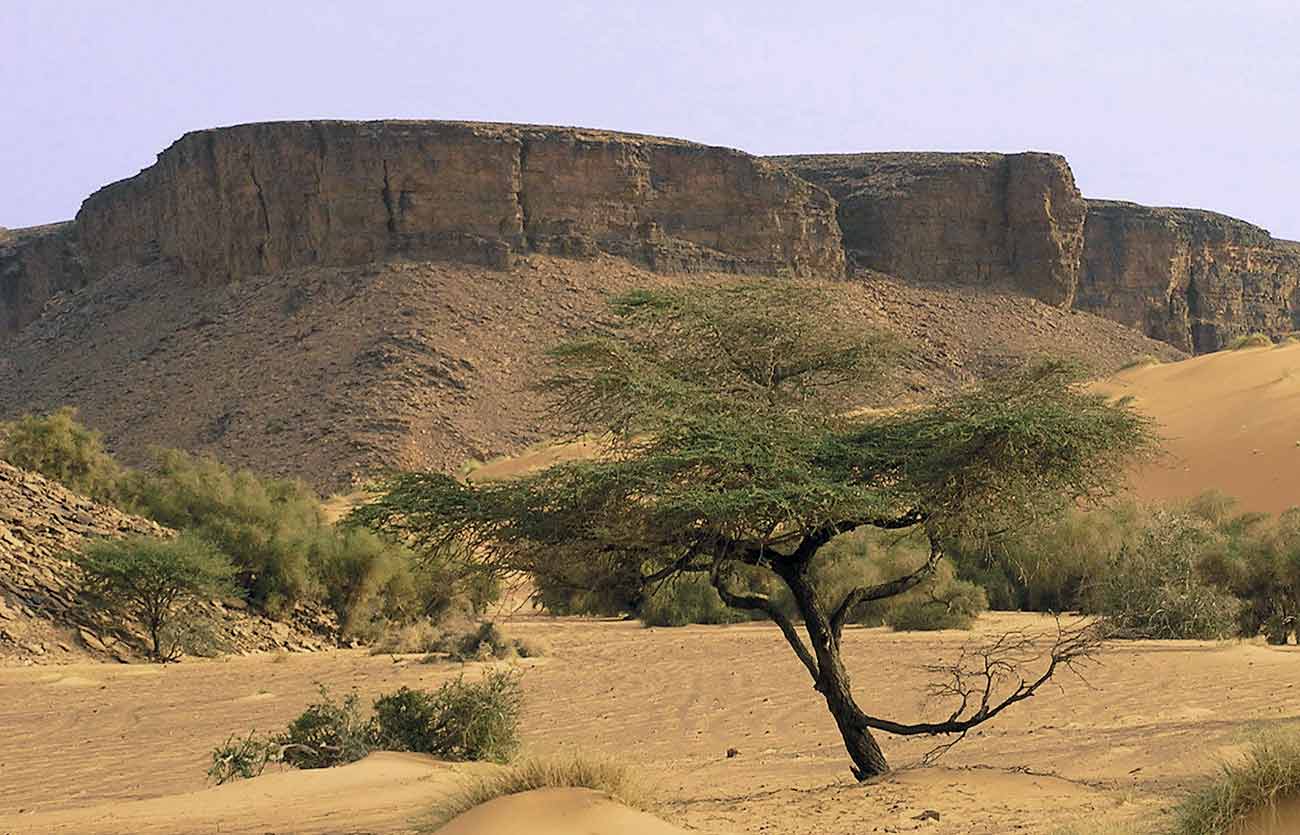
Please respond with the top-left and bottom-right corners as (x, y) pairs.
(856, 619), (1104, 737)
(830, 533), (943, 638)
(709, 562), (820, 683)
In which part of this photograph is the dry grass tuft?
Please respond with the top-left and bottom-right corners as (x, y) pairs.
(1227, 333), (1274, 350)
(421, 756), (647, 831)
(1171, 725), (1300, 835)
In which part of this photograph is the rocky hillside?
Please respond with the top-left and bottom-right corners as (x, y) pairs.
(0, 460), (335, 664)
(0, 253), (1182, 492)
(775, 152), (1300, 352)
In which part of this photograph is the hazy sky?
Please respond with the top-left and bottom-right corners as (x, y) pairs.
(5, 1), (1299, 238)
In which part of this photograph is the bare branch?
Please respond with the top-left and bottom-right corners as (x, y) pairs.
(857, 618), (1105, 737)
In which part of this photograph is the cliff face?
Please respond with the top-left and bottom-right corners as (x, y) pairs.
(0, 223), (86, 337)
(1077, 200), (1300, 353)
(772, 152), (1086, 306)
(76, 120), (843, 282)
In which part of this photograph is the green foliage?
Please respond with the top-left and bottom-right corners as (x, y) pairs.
(278, 685), (374, 769)
(0, 407), (123, 503)
(1171, 725), (1300, 835)
(75, 533), (237, 661)
(207, 731), (278, 784)
(422, 756), (646, 831)
(1088, 510), (1242, 639)
(639, 573), (759, 626)
(883, 571), (988, 631)
(1227, 332), (1274, 349)
(372, 670), (522, 763)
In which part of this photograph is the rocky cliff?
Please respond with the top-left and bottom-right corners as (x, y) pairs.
(1077, 200), (1300, 352)
(771, 152), (1086, 306)
(0, 223), (86, 336)
(0, 121), (843, 339)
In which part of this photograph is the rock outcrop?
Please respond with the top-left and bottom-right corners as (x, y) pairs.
(0, 460), (336, 663)
(0, 223), (86, 337)
(1077, 200), (1300, 352)
(772, 152), (1086, 306)
(0, 121), (843, 340)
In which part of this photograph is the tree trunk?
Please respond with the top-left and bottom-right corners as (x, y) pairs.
(823, 677), (890, 779)
(773, 556), (890, 780)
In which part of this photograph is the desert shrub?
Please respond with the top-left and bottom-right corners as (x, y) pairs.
(1227, 332), (1274, 350)
(436, 621), (533, 660)
(278, 685), (374, 769)
(1200, 507), (1300, 644)
(884, 573), (988, 631)
(1118, 353), (1164, 370)
(373, 669), (522, 763)
(0, 407), (124, 503)
(208, 731), (278, 784)
(638, 573), (758, 627)
(1171, 726), (1300, 835)
(75, 533), (237, 661)
(368, 619), (443, 655)
(422, 756), (646, 831)
(1088, 511), (1242, 639)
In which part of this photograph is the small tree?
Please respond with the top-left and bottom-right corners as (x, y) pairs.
(352, 281), (1157, 779)
(75, 533), (237, 661)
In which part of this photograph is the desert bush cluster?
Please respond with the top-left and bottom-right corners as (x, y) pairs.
(951, 491), (1299, 642)
(1, 409), (497, 647)
(208, 668), (522, 784)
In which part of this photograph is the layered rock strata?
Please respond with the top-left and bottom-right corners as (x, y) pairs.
(772, 152), (1086, 306)
(1077, 200), (1300, 353)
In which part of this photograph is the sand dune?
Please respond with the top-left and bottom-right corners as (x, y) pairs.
(1095, 342), (1300, 514)
(438, 787), (698, 834)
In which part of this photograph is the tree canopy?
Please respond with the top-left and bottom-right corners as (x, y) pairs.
(351, 280), (1158, 778)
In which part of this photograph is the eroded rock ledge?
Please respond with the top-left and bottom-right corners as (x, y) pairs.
(77, 121), (844, 284)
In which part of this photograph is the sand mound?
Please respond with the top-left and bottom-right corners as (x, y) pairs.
(436, 787), (695, 835)
(1095, 342), (1300, 513)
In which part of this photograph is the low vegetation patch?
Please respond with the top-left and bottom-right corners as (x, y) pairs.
(1227, 332), (1274, 350)
(1171, 726), (1300, 835)
(209, 669), (523, 783)
(422, 756), (647, 831)
(1119, 354), (1165, 370)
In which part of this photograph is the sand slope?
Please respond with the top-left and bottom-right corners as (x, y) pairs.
(1095, 343), (1300, 514)
(437, 788), (696, 835)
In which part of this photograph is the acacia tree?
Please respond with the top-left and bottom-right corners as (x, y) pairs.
(351, 282), (1157, 779)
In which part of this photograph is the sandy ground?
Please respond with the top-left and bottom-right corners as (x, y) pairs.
(1095, 343), (1300, 515)
(2, 612), (1298, 834)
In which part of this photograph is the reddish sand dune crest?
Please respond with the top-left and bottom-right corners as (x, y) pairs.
(1095, 343), (1300, 514)
(437, 787), (703, 834)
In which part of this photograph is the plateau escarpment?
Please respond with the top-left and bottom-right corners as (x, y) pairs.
(0, 223), (86, 336)
(1077, 200), (1300, 353)
(0, 121), (842, 339)
(772, 152), (1300, 352)
(772, 152), (1086, 306)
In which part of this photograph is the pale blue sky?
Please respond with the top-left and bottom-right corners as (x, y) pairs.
(4, 0), (1298, 238)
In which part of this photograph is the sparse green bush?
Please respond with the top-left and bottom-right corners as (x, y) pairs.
(638, 573), (758, 627)
(278, 685), (374, 769)
(208, 731), (278, 784)
(884, 573), (988, 631)
(1171, 726), (1300, 835)
(1089, 511), (1242, 639)
(436, 621), (528, 660)
(1118, 354), (1164, 370)
(0, 407), (124, 503)
(1227, 332), (1274, 350)
(422, 756), (646, 831)
(75, 533), (238, 661)
(373, 669), (522, 763)
(1200, 507), (1300, 645)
